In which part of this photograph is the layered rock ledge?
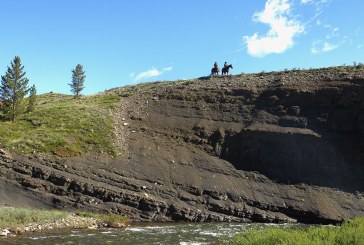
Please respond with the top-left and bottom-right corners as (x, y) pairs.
(1, 66), (364, 224)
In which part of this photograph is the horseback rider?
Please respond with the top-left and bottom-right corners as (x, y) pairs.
(214, 62), (219, 70)
(222, 62), (233, 75)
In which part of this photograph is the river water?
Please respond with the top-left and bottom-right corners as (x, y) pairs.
(1, 222), (301, 245)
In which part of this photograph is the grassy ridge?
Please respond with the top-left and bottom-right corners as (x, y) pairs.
(0, 93), (123, 157)
(230, 218), (364, 245)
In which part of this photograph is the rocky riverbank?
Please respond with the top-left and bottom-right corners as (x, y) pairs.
(0, 65), (363, 225)
(0, 207), (128, 238)
(0, 214), (97, 238)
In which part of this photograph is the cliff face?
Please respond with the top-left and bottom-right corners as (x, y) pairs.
(209, 83), (364, 193)
(1, 66), (364, 224)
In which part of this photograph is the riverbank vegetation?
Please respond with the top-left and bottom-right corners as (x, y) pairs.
(0, 207), (128, 236)
(75, 211), (128, 227)
(0, 92), (123, 157)
(0, 207), (68, 229)
(230, 217), (364, 245)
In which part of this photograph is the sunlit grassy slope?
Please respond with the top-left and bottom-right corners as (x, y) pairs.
(0, 93), (123, 157)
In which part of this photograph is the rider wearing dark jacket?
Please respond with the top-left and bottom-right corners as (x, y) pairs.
(214, 62), (219, 70)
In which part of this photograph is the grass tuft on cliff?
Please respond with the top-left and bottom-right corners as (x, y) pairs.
(0, 93), (123, 157)
(230, 217), (364, 245)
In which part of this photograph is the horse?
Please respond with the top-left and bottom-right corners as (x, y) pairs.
(222, 64), (233, 75)
(211, 67), (220, 75)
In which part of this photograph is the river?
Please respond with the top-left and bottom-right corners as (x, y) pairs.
(0, 222), (301, 245)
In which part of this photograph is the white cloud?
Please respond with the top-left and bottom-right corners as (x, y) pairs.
(135, 69), (161, 81)
(134, 67), (173, 81)
(243, 0), (304, 57)
(322, 42), (338, 52)
(304, 0), (332, 26)
(302, 0), (330, 5)
(326, 27), (339, 39)
(311, 40), (338, 54)
(311, 20), (341, 55)
(163, 66), (173, 72)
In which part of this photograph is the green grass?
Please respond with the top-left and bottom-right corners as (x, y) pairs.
(0, 207), (128, 229)
(0, 93), (124, 156)
(230, 218), (364, 245)
(0, 207), (68, 228)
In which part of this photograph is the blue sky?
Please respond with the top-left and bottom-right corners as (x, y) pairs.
(1, 0), (363, 95)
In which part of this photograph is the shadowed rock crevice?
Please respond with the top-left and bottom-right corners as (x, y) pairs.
(211, 125), (364, 193)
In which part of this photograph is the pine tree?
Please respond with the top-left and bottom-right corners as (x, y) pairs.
(0, 56), (30, 122)
(27, 84), (37, 113)
(69, 64), (85, 97)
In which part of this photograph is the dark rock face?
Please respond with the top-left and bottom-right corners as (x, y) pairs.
(1, 67), (364, 224)
(212, 81), (364, 193)
(219, 127), (364, 193)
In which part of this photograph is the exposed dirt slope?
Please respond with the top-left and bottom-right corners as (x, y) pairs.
(1, 66), (364, 224)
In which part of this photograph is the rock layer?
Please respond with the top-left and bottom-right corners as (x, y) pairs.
(1, 66), (364, 224)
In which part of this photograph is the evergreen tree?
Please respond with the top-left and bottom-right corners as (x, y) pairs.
(0, 56), (30, 122)
(27, 84), (37, 113)
(69, 64), (85, 97)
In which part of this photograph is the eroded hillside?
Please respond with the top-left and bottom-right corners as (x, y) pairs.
(1, 65), (364, 224)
